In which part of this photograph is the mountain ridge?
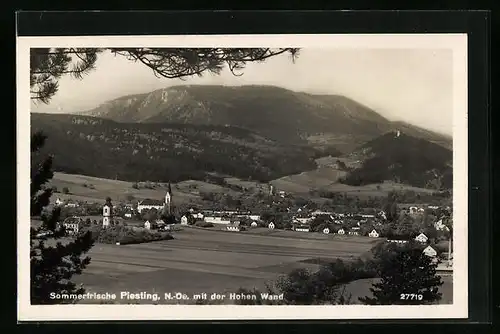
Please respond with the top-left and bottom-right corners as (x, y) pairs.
(76, 84), (451, 152)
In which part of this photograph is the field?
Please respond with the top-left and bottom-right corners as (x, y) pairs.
(49, 172), (238, 205)
(50, 163), (436, 207)
(270, 156), (436, 197)
(71, 227), (452, 305)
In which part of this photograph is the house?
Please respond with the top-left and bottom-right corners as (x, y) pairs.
(155, 219), (166, 228)
(180, 215), (189, 225)
(422, 245), (438, 258)
(348, 231), (359, 236)
(226, 221), (241, 232)
(191, 212), (204, 219)
(204, 216), (231, 225)
(322, 227), (330, 234)
(337, 228), (345, 235)
(294, 217), (312, 224)
(378, 211), (387, 220)
(144, 220), (156, 230)
(124, 213), (132, 219)
(428, 205), (439, 210)
(387, 239), (408, 244)
(250, 222), (258, 227)
(55, 198), (64, 206)
(278, 190), (286, 198)
(434, 219), (450, 231)
(137, 199), (164, 213)
(409, 206), (419, 215)
(368, 229), (380, 238)
(415, 233), (429, 243)
(65, 201), (79, 208)
(293, 224), (310, 232)
(268, 222), (275, 229)
(62, 216), (82, 235)
(248, 215), (260, 221)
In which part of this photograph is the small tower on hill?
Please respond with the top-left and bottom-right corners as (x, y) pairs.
(103, 197), (113, 227)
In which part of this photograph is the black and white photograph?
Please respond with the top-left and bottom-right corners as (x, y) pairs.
(18, 34), (468, 321)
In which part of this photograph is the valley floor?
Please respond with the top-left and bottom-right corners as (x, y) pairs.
(72, 227), (453, 305)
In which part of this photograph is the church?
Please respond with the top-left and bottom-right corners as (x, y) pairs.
(136, 183), (174, 215)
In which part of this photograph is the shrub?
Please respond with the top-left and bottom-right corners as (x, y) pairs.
(195, 221), (214, 228)
(85, 225), (174, 245)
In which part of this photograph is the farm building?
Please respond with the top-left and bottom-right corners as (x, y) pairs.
(250, 222), (258, 227)
(348, 231), (359, 236)
(322, 227), (330, 234)
(368, 229), (380, 238)
(415, 233), (429, 243)
(268, 222), (275, 229)
(337, 228), (345, 235)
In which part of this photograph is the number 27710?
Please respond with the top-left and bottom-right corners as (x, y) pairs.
(400, 294), (423, 301)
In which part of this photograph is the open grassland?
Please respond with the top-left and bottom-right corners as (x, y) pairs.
(70, 227), (452, 305)
(49, 172), (238, 205)
(73, 227), (384, 304)
(271, 156), (436, 197)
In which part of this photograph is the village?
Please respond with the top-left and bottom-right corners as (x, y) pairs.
(53, 182), (454, 268)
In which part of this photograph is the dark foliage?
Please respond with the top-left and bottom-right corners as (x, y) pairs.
(30, 132), (95, 304)
(359, 244), (443, 305)
(85, 225), (173, 245)
(31, 113), (319, 183)
(341, 132), (453, 189)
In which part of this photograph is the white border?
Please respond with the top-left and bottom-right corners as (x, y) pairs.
(17, 34), (468, 321)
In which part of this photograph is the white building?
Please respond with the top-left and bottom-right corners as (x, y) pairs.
(434, 219), (450, 231)
(293, 226), (310, 233)
(102, 202), (112, 227)
(137, 199), (164, 213)
(250, 222), (258, 227)
(124, 213), (132, 219)
(191, 212), (204, 220)
(422, 245), (438, 258)
(323, 228), (330, 234)
(337, 228), (345, 235)
(387, 239), (408, 244)
(348, 231), (359, 236)
(180, 215), (189, 225)
(268, 222), (275, 229)
(415, 233), (429, 243)
(226, 222), (241, 232)
(368, 229), (380, 238)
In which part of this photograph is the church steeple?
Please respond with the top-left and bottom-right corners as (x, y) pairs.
(165, 182), (173, 215)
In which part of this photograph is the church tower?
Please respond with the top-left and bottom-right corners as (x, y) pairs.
(103, 197), (113, 227)
(165, 183), (173, 215)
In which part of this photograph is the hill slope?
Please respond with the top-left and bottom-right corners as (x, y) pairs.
(31, 113), (319, 183)
(80, 85), (451, 153)
(340, 131), (453, 189)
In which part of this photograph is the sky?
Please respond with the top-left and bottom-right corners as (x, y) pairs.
(31, 48), (454, 135)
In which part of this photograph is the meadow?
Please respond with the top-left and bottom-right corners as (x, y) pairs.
(72, 227), (453, 305)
